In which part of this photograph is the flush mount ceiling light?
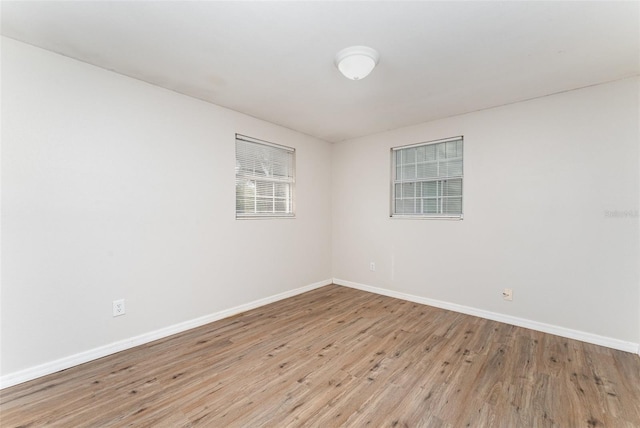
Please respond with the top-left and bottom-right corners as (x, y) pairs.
(335, 46), (380, 80)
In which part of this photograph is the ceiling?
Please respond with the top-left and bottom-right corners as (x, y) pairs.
(2, 1), (639, 143)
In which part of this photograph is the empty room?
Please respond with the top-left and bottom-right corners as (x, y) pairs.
(1, 1), (639, 426)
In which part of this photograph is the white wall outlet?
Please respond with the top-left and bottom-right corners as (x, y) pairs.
(113, 299), (125, 317)
(502, 288), (513, 301)
(369, 262), (376, 271)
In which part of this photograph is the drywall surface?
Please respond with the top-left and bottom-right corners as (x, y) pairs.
(1, 38), (332, 375)
(332, 77), (640, 344)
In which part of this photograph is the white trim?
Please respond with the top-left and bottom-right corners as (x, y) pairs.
(235, 133), (294, 152)
(391, 135), (463, 151)
(0, 279), (332, 390)
(390, 215), (463, 221)
(333, 278), (640, 355)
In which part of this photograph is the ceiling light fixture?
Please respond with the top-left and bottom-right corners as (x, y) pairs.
(335, 46), (379, 81)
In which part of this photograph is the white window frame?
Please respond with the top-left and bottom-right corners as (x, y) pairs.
(391, 136), (464, 220)
(235, 134), (295, 219)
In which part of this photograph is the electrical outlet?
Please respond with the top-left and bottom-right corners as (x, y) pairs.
(369, 262), (376, 271)
(113, 299), (125, 317)
(502, 288), (513, 301)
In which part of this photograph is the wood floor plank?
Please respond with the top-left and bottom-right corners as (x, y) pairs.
(1, 284), (639, 427)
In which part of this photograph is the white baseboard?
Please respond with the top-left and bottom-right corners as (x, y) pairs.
(0, 279), (333, 390)
(333, 278), (640, 355)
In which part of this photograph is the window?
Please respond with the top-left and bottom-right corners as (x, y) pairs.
(391, 136), (463, 219)
(235, 134), (295, 218)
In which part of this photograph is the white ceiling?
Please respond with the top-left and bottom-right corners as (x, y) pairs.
(2, 1), (639, 143)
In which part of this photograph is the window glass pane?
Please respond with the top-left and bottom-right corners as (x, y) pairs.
(448, 159), (463, 177)
(402, 164), (416, 180)
(443, 197), (462, 214)
(235, 157), (249, 175)
(236, 180), (255, 213)
(402, 182), (416, 198)
(253, 149), (271, 177)
(446, 141), (458, 158)
(256, 198), (274, 213)
(272, 162), (289, 178)
(423, 198), (438, 214)
(437, 160), (447, 177)
(403, 198), (416, 214)
(438, 159), (462, 177)
(422, 181), (438, 197)
(425, 144), (436, 161)
(236, 197), (250, 214)
(274, 183), (288, 198)
(274, 200), (287, 213)
(417, 162), (438, 179)
(236, 136), (294, 217)
(256, 181), (274, 197)
(442, 179), (462, 196)
(391, 138), (462, 218)
(402, 148), (416, 164)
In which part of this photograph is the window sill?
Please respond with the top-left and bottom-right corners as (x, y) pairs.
(236, 215), (296, 220)
(390, 214), (463, 220)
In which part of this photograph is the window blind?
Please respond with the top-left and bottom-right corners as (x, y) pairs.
(235, 134), (295, 218)
(391, 136), (463, 218)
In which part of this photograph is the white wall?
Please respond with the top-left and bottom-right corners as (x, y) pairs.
(332, 77), (640, 346)
(1, 38), (333, 377)
(2, 35), (639, 386)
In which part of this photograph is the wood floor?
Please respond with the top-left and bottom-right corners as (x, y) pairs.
(2, 285), (639, 427)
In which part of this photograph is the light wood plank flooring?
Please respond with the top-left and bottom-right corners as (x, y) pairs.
(2, 285), (639, 427)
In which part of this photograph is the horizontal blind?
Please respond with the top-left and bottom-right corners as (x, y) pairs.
(236, 134), (295, 218)
(391, 137), (463, 218)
